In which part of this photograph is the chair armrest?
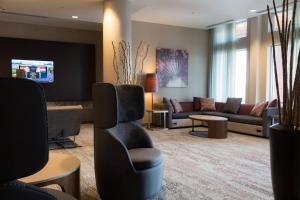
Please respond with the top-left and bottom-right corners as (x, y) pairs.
(94, 128), (135, 172)
(130, 122), (154, 148)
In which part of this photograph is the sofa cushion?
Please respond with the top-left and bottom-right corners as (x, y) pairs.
(229, 115), (263, 126)
(250, 101), (268, 117)
(193, 97), (201, 111)
(179, 102), (194, 112)
(200, 111), (232, 118)
(200, 98), (216, 111)
(129, 148), (163, 171)
(173, 112), (203, 119)
(223, 98), (242, 114)
(170, 99), (183, 113)
(267, 99), (278, 108)
(163, 97), (174, 113)
(238, 104), (255, 115)
(215, 102), (225, 112)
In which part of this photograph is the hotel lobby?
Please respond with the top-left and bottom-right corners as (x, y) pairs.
(1, 0), (300, 200)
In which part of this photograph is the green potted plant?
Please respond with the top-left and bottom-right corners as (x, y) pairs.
(267, 0), (300, 199)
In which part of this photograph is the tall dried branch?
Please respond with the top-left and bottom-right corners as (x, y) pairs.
(268, 0), (300, 131)
(112, 40), (149, 85)
(268, 5), (282, 124)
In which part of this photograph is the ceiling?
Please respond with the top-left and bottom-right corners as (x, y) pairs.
(0, 0), (282, 31)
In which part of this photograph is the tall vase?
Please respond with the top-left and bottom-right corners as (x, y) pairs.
(270, 124), (300, 199)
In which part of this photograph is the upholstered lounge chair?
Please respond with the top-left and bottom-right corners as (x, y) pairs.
(93, 83), (164, 200)
(0, 78), (76, 200)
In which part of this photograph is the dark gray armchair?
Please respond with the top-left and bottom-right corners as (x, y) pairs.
(0, 78), (75, 200)
(93, 83), (164, 200)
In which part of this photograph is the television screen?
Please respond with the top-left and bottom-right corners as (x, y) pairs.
(12, 59), (54, 83)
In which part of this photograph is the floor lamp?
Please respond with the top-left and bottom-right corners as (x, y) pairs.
(145, 73), (158, 110)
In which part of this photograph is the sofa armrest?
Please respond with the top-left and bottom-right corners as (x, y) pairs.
(263, 107), (279, 118)
(261, 107), (279, 137)
(163, 97), (174, 128)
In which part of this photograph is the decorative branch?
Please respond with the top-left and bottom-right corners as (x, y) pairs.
(112, 40), (150, 85)
(268, 0), (300, 132)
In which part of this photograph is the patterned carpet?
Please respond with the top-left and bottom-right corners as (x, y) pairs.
(53, 124), (274, 200)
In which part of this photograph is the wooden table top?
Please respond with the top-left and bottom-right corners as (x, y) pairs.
(20, 152), (80, 185)
(189, 115), (228, 121)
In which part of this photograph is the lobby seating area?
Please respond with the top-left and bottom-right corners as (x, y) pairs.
(163, 97), (278, 137)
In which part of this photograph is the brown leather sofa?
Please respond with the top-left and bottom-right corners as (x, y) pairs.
(163, 98), (278, 138)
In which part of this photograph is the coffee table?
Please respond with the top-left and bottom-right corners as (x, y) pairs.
(20, 152), (81, 199)
(189, 115), (228, 139)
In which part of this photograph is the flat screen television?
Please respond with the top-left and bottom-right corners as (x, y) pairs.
(12, 59), (54, 83)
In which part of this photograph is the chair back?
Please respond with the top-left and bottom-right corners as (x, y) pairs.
(93, 83), (144, 129)
(0, 78), (55, 200)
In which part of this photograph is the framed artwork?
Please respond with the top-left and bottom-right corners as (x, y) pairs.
(156, 48), (188, 88)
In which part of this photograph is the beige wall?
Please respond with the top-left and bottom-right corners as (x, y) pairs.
(0, 20), (102, 81)
(132, 21), (209, 111)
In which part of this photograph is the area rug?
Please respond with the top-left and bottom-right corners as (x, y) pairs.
(54, 124), (273, 200)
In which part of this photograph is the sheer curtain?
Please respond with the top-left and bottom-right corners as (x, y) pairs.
(209, 23), (236, 102)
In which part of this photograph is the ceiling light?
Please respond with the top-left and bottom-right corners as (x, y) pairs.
(250, 9), (257, 13)
(72, 16), (78, 19)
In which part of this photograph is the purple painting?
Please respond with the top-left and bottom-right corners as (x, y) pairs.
(156, 48), (188, 88)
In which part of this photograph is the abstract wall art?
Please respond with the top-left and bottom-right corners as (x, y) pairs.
(156, 48), (188, 88)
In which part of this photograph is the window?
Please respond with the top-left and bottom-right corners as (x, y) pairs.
(269, 12), (292, 32)
(267, 45), (282, 100)
(210, 21), (248, 102)
(267, 45), (298, 101)
(235, 21), (247, 39)
(232, 49), (248, 101)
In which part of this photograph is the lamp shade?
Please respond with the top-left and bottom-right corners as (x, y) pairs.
(145, 73), (158, 93)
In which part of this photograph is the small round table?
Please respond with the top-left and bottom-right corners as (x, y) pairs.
(189, 115), (228, 139)
(20, 152), (81, 199)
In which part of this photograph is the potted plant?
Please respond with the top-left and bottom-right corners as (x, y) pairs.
(267, 0), (300, 199)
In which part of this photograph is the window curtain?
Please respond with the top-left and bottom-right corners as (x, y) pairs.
(294, 3), (300, 78)
(209, 23), (236, 102)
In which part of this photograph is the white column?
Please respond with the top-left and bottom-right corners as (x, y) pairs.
(103, 0), (132, 83)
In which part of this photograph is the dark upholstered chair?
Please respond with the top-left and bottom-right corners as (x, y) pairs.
(93, 83), (164, 200)
(0, 78), (76, 200)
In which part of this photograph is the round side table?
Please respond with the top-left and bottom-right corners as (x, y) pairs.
(20, 152), (81, 199)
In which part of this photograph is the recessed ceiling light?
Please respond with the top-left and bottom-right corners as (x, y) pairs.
(72, 16), (78, 19)
(250, 9), (257, 13)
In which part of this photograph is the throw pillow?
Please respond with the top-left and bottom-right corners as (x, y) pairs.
(193, 97), (201, 111)
(223, 98), (242, 114)
(163, 97), (175, 113)
(267, 99), (278, 108)
(250, 101), (269, 117)
(170, 99), (183, 113)
(200, 98), (216, 111)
